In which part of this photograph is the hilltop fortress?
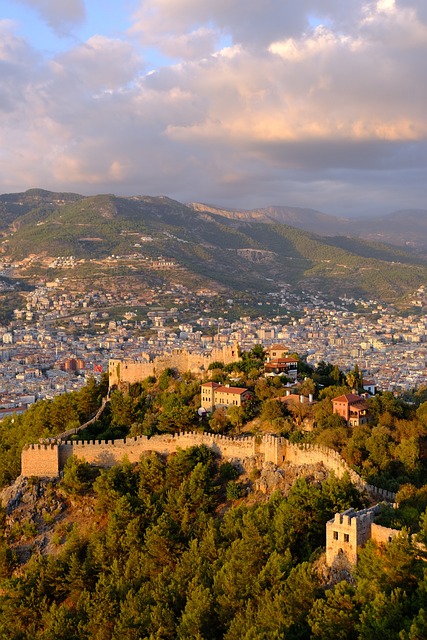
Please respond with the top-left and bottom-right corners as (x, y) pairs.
(21, 430), (400, 567)
(108, 342), (240, 387)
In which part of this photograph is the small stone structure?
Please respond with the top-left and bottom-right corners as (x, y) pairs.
(326, 505), (399, 567)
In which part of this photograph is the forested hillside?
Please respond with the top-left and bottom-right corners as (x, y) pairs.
(1, 353), (427, 637)
(1, 445), (427, 639)
(2, 190), (427, 304)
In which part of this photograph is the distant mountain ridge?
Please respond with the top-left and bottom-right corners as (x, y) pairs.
(189, 202), (427, 252)
(1, 189), (427, 306)
(188, 202), (353, 236)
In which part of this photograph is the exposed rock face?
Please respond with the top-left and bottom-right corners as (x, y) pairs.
(0, 476), (69, 563)
(1, 476), (63, 515)
(254, 461), (329, 494)
(1, 475), (30, 513)
(228, 456), (329, 496)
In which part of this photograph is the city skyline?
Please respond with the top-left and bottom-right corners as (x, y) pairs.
(2, 0), (427, 216)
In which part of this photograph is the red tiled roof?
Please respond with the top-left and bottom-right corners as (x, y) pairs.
(215, 386), (249, 395)
(201, 382), (249, 395)
(332, 393), (364, 404)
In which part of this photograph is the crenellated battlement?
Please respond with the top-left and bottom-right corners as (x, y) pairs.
(21, 431), (396, 508)
(21, 430), (401, 567)
(326, 503), (396, 567)
(109, 342), (241, 386)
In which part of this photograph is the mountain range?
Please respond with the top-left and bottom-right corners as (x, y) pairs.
(1, 188), (427, 307)
(189, 202), (427, 252)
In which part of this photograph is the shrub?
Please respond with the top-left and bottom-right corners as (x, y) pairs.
(226, 481), (245, 500)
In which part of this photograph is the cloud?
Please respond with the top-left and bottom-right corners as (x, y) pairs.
(0, 20), (43, 113)
(15, 0), (85, 34)
(0, 3), (427, 216)
(130, 0), (313, 56)
(52, 36), (142, 91)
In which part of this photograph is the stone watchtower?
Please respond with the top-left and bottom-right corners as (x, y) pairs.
(326, 505), (398, 567)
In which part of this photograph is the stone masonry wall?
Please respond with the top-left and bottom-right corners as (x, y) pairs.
(21, 432), (396, 506)
(21, 444), (60, 478)
(326, 509), (360, 566)
(109, 343), (241, 387)
(23, 432), (257, 475)
(282, 442), (396, 501)
(326, 504), (384, 567)
(371, 523), (400, 546)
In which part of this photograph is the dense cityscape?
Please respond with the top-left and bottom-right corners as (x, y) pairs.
(2, 252), (427, 417)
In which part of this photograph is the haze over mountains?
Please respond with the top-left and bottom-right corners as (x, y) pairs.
(189, 202), (427, 252)
(1, 188), (427, 307)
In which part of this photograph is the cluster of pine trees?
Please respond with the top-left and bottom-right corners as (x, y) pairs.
(1, 446), (427, 639)
(0, 349), (427, 636)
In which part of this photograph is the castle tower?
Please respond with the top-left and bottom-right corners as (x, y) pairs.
(326, 506), (380, 567)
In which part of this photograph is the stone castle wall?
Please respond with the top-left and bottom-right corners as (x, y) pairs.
(326, 509), (362, 566)
(371, 522), (400, 546)
(325, 504), (398, 567)
(109, 343), (240, 387)
(283, 441), (396, 501)
(21, 443), (60, 478)
(21, 432), (396, 506)
(284, 442), (361, 484)
(22, 432), (257, 476)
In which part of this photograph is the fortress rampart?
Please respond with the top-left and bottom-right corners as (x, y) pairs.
(21, 432), (396, 504)
(109, 342), (241, 387)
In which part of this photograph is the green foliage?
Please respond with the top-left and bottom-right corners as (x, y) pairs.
(208, 360), (225, 370)
(308, 581), (360, 639)
(219, 462), (240, 481)
(60, 456), (99, 495)
(260, 398), (289, 423)
(226, 481), (245, 500)
(0, 441), (427, 639)
(238, 347), (265, 378)
(227, 405), (245, 431)
(209, 407), (229, 433)
(313, 361), (345, 387)
(158, 367), (176, 390)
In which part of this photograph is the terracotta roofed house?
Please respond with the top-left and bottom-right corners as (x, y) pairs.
(332, 393), (370, 427)
(201, 381), (253, 412)
(264, 356), (298, 380)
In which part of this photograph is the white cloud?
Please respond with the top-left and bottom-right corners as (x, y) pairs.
(52, 36), (142, 91)
(0, 3), (427, 215)
(15, 0), (85, 34)
(130, 0), (314, 55)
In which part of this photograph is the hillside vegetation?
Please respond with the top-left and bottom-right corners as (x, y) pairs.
(1, 361), (427, 637)
(2, 190), (427, 303)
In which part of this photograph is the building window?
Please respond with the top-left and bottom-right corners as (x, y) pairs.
(333, 531), (339, 540)
(344, 534), (350, 543)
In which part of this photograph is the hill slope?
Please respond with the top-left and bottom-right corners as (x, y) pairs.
(1, 191), (427, 304)
(190, 201), (427, 254)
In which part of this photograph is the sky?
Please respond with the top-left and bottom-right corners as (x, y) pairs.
(1, 0), (427, 217)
